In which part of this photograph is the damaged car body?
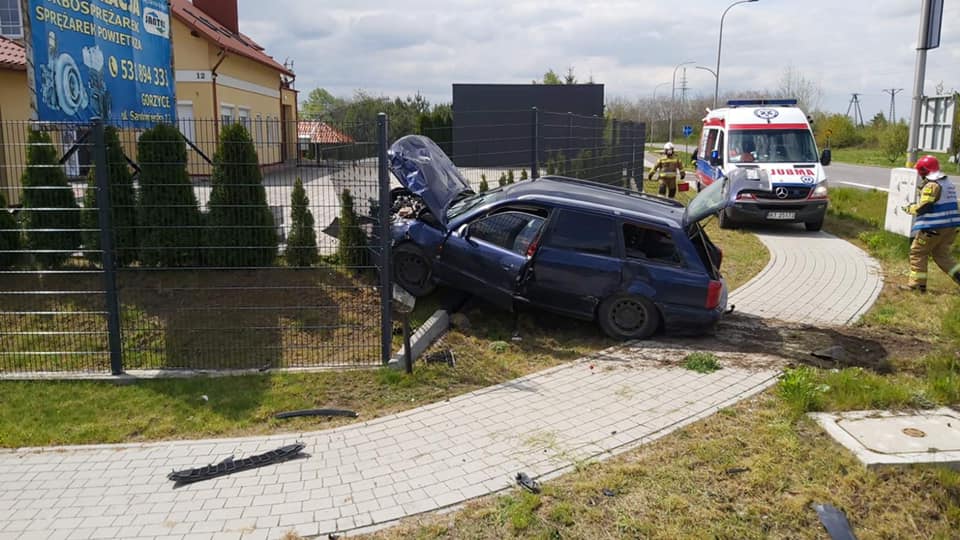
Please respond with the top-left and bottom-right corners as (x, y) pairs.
(387, 135), (770, 340)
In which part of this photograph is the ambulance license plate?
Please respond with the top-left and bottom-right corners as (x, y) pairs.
(767, 211), (796, 220)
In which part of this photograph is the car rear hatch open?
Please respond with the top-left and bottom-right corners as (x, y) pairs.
(387, 135), (474, 229)
(683, 167), (772, 227)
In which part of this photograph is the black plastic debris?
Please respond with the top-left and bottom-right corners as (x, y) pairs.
(516, 472), (541, 494)
(274, 409), (359, 420)
(725, 467), (750, 475)
(602, 488), (616, 497)
(423, 349), (456, 367)
(168, 442), (306, 485)
(812, 503), (857, 540)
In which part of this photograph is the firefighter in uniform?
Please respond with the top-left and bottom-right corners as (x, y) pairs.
(648, 142), (685, 198)
(902, 155), (960, 292)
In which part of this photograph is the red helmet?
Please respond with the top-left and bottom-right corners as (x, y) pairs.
(915, 155), (941, 178)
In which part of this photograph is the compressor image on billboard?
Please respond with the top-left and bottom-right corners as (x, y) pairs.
(26, 0), (176, 125)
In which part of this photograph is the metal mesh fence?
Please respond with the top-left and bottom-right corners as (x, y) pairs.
(0, 117), (390, 374)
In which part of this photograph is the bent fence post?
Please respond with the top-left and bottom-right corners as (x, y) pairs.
(531, 107), (539, 179)
(92, 119), (124, 375)
(377, 112), (393, 365)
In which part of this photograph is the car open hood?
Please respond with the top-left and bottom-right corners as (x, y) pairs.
(683, 167), (771, 227)
(388, 135), (473, 228)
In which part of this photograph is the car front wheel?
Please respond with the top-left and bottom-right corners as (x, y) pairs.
(393, 243), (436, 297)
(598, 294), (660, 340)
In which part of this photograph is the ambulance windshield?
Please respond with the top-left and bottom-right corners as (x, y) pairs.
(729, 129), (818, 164)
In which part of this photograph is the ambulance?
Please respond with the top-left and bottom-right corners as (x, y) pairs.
(692, 99), (831, 231)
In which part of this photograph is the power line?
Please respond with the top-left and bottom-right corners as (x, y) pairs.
(846, 93), (865, 127)
(882, 88), (904, 122)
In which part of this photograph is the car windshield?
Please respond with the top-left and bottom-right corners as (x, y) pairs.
(446, 190), (503, 221)
(729, 129), (818, 163)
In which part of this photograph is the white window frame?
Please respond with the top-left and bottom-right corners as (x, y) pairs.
(220, 103), (235, 127)
(177, 101), (195, 144)
(0, 0), (23, 39)
(238, 107), (251, 131)
(256, 113), (263, 143)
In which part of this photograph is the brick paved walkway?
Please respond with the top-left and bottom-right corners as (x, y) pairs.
(730, 230), (883, 325)
(0, 232), (882, 539)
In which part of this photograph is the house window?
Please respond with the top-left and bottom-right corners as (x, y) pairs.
(266, 116), (277, 144)
(220, 104), (235, 126)
(0, 0), (22, 38)
(256, 114), (263, 142)
(238, 107), (250, 131)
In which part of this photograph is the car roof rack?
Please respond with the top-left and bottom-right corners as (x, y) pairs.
(535, 175), (685, 208)
(726, 98), (798, 107)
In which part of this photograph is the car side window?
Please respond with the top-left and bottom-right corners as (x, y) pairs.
(469, 211), (545, 255)
(703, 129), (718, 160)
(545, 210), (616, 256)
(623, 223), (681, 265)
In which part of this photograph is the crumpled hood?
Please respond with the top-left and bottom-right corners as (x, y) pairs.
(388, 135), (473, 228)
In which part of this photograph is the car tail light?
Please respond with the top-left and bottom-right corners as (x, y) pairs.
(705, 280), (723, 309)
(526, 236), (541, 258)
(736, 192), (756, 201)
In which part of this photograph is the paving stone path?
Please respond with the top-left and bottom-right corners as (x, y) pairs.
(0, 232), (883, 539)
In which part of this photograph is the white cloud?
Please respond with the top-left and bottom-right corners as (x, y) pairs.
(238, 0), (959, 116)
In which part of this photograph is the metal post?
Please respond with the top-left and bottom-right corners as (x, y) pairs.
(92, 119), (123, 375)
(715, 0), (758, 109)
(628, 122), (637, 189)
(402, 314), (412, 374)
(907, 0), (933, 165)
(670, 61), (695, 142)
(530, 107), (539, 179)
(377, 113), (393, 365)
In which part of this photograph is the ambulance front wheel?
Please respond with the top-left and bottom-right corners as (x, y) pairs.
(718, 209), (737, 229)
(805, 218), (824, 232)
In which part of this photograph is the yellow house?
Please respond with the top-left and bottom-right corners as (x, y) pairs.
(0, 0), (298, 206)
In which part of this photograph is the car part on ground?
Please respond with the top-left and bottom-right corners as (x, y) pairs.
(274, 409), (359, 420)
(812, 502), (858, 540)
(167, 442), (306, 485)
(515, 472), (541, 493)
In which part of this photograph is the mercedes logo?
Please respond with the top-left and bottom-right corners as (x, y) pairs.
(775, 187), (789, 199)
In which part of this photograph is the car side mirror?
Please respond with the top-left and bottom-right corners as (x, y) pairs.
(710, 150), (722, 167)
(820, 148), (832, 166)
(459, 224), (477, 245)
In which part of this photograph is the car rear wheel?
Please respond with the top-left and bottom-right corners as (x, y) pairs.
(393, 243), (436, 297)
(598, 294), (660, 340)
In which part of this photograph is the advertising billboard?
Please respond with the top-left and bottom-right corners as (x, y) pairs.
(25, 0), (176, 125)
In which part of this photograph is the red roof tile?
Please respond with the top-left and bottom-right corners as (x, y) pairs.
(170, 0), (294, 77)
(0, 36), (25, 70)
(298, 121), (355, 144)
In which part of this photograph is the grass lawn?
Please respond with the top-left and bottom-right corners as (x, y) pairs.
(0, 180), (769, 448)
(356, 186), (960, 540)
(832, 147), (960, 174)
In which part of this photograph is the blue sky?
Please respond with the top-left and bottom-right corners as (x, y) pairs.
(238, 0), (959, 117)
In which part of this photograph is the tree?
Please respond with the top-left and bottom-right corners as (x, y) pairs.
(498, 172), (508, 187)
(0, 193), (20, 269)
(137, 124), (202, 267)
(81, 125), (137, 266)
(506, 170), (515, 184)
(205, 123), (278, 267)
(774, 65), (823, 112)
(520, 169), (528, 181)
(564, 67), (578, 84)
(338, 189), (367, 269)
(21, 129), (81, 268)
(285, 178), (318, 267)
(478, 174), (489, 193)
(815, 114), (862, 148)
(540, 69), (562, 85)
(300, 88), (347, 122)
(880, 123), (909, 164)
(869, 112), (888, 130)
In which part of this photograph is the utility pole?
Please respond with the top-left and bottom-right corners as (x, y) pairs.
(846, 93), (865, 127)
(883, 88), (903, 122)
(907, 0), (943, 165)
(679, 68), (690, 105)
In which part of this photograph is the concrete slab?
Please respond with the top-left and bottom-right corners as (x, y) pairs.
(810, 408), (960, 469)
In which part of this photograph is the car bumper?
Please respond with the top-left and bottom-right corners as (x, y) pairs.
(726, 201), (827, 224)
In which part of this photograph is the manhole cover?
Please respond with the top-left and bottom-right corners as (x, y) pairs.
(902, 428), (926, 438)
(837, 413), (960, 454)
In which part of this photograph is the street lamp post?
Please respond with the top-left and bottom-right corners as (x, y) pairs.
(652, 81), (670, 142)
(696, 66), (718, 108)
(714, 0), (759, 108)
(670, 61), (695, 142)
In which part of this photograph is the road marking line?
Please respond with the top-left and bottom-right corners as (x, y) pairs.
(835, 181), (889, 192)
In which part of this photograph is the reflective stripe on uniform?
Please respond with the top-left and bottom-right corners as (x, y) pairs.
(913, 178), (960, 232)
(950, 264), (960, 276)
(909, 271), (928, 279)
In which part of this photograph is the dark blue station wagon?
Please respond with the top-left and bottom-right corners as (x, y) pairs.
(388, 136), (769, 339)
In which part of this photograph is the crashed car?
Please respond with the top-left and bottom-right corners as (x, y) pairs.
(387, 135), (770, 339)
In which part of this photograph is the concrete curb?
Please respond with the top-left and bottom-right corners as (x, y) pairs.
(388, 308), (450, 369)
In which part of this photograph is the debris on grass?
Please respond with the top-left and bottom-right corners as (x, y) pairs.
(516, 472), (541, 494)
(274, 409), (359, 420)
(489, 341), (510, 354)
(168, 442), (306, 485)
(812, 502), (858, 540)
(683, 352), (722, 374)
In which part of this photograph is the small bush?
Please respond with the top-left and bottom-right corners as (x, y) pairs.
(498, 173), (508, 187)
(779, 366), (828, 416)
(506, 170), (515, 184)
(21, 129), (81, 268)
(285, 178), (318, 267)
(815, 114), (862, 148)
(338, 189), (368, 269)
(0, 193), (20, 268)
(683, 352), (722, 374)
(520, 169), (528, 181)
(479, 174), (489, 193)
(880, 123), (909, 164)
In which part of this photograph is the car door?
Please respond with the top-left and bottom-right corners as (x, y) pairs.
(620, 221), (707, 308)
(521, 209), (622, 319)
(438, 210), (546, 311)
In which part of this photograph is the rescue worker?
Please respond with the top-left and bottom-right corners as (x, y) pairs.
(648, 142), (685, 198)
(901, 155), (960, 292)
